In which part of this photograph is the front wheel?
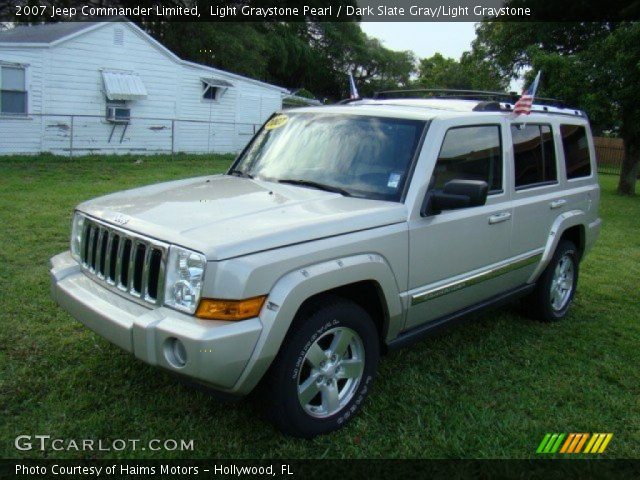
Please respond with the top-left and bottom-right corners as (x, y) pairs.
(524, 240), (579, 322)
(261, 297), (380, 438)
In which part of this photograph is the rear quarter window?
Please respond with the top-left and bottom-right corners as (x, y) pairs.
(560, 124), (592, 179)
(511, 124), (557, 189)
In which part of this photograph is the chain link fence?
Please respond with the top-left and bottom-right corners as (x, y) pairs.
(0, 118), (632, 177)
(0, 113), (263, 157)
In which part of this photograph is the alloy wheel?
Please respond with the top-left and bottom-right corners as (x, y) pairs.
(550, 253), (575, 311)
(296, 327), (365, 418)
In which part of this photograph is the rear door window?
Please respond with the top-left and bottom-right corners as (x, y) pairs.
(560, 125), (592, 179)
(511, 124), (557, 189)
(432, 125), (503, 194)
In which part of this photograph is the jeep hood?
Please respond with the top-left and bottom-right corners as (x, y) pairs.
(77, 175), (407, 260)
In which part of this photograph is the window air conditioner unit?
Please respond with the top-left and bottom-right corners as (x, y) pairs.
(106, 106), (131, 123)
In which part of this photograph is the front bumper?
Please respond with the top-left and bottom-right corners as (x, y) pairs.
(50, 251), (262, 393)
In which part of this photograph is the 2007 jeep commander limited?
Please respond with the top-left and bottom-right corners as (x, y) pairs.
(51, 93), (601, 438)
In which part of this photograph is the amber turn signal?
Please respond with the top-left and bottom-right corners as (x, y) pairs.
(195, 296), (267, 321)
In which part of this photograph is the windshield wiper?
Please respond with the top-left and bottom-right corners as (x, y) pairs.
(228, 169), (254, 179)
(277, 179), (351, 197)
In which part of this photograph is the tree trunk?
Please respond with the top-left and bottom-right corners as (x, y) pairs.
(617, 135), (639, 196)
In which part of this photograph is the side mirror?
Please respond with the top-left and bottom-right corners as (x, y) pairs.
(421, 179), (489, 216)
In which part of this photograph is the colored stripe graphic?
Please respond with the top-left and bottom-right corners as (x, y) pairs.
(538, 433), (612, 454)
(574, 433), (589, 453)
(567, 433), (586, 453)
(544, 434), (559, 453)
(550, 434), (565, 453)
(560, 433), (576, 453)
(584, 433), (614, 454)
(536, 434), (552, 454)
(598, 433), (613, 453)
(583, 434), (598, 453)
(537, 433), (565, 453)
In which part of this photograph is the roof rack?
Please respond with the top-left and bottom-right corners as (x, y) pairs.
(373, 88), (567, 109)
(335, 98), (361, 104)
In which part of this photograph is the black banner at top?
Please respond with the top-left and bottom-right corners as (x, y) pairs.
(1, 0), (640, 23)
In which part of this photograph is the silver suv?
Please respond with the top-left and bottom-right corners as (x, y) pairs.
(50, 95), (601, 438)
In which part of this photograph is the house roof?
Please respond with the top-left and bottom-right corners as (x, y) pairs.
(0, 21), (100, 44)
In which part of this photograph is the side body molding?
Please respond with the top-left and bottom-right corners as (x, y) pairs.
(231, 253), (403, 394)
(528, 209), (585, 283)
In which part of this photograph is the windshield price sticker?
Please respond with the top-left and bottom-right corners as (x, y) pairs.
(265, 115), (288, 130)
(388, 173), (402, 188)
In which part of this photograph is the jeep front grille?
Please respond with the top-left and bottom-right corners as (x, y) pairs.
(78, 216), (167, 305)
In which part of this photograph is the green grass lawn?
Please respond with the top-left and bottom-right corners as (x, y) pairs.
(1, 154), (638, 459)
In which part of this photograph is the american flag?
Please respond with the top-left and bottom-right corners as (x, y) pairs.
(348, 72), (360, 100)
(513, 71), (541, 115)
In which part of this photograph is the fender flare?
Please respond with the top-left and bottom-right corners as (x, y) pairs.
(230, 253), (403, 394)
(528, 210), (585, 283)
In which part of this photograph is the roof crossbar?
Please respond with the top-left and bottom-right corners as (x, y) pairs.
(373, 88), (567, 108)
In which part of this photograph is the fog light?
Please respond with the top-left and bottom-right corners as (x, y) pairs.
(165, 338), (187, 368)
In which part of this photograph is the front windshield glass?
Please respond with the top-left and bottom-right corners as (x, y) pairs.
(232, 113), (426, 201)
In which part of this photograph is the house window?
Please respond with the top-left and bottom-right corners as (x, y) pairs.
(432, 125), (503, 194)
(511, 124), (557, 189)
(0, 65), (27, 115)
(202, 82), (220, 100)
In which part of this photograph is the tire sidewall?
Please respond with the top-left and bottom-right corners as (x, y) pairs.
(275, 302), (379, 438)
(543, 242), (579, 320)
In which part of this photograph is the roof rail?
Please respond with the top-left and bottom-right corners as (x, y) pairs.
(373, 88), (567, 108)
(335, 98), (362, 104)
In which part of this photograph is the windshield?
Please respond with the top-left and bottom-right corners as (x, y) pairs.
(231, 113), (426, 201)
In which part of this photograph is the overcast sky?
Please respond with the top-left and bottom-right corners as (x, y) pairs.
(361, 22), (477, 60)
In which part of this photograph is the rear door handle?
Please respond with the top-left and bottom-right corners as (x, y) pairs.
(488, 212), (511, 224)
(550, 199), (567, 209)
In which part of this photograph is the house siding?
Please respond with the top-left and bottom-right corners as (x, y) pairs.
(0, 47), (45, 153)
(0, 22), (284, 156)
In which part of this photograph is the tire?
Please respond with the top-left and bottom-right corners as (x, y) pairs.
(524, 240), (579, 322)
(261, 296), (380, 438)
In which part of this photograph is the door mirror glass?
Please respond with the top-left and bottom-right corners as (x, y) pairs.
(422, 179), (489, 216)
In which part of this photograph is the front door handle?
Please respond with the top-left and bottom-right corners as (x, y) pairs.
(550, 199), (567, 209)
(488, 212), (511, 224)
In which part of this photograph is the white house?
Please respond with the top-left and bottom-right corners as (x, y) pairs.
(0, 20), (289, 155)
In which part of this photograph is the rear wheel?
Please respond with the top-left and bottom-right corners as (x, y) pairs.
(524, 240), (579, 322)
(262, 297), (379, 438)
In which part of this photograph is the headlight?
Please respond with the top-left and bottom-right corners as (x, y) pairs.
(70, 212), (85, 261)
(164, 246), (206, 314)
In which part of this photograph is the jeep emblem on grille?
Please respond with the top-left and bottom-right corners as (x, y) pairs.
(112, 213), (130, 225)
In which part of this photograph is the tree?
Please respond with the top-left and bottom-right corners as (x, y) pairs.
(416, 47), (508, 92)
(417, 53), (468, 89)
(148, 20), (415, 101)
(310, 22), (415, 98)
(476, 18), (639, 195)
